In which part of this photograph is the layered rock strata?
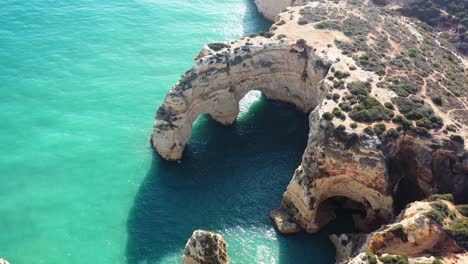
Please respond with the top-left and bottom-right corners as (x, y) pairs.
(183, 230), (229, 264)
(152, 39), (328, 160)
(330, 198), (468, 263)
(152, 0), (468, 240)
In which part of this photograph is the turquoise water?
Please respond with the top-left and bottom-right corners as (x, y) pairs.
(0, 0), (353, 263)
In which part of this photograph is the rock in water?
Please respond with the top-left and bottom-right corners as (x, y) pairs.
(269, 208), (301, 234)
(183, 230), (229, 264)
(0, 259), (9, 264)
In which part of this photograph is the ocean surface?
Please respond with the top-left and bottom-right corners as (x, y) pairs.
(0, 0), (354, 263)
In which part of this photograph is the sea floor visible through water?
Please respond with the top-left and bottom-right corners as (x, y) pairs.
(0, 0), (354, 263)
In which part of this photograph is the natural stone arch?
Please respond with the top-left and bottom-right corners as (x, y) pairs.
(151, 41), (330, 160)
(282, 169), (394, 233)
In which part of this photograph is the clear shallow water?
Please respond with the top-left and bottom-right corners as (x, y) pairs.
(0, 1), (353, 263)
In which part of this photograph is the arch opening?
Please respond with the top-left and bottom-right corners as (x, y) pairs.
(237, 90), (263, 118)
(315, 196), (368, 232)
(151, 44), (330, 160)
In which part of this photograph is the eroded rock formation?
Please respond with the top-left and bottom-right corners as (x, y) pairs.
(330, 198), (468, 263)
(154, 0), (468, 261)
(281, 109), (394, 233)
(0, 259), (9, 264)
(152, 39), (329, 160)
(153, 0), (467, 236)
(183, 230), (229, 264)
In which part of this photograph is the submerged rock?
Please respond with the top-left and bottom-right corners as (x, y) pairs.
(183, 230), (229, 264)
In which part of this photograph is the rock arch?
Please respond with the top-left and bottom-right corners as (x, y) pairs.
(151, 41), (330, 160)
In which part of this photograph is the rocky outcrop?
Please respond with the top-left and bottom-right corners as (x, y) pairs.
(270, 208), (301, 234)
(152, 0), (468, 240)
(151, 38), (329, 160)
(254, 0), (293, 22)
(254, 0), (314, 22)
(0, 259), (9, 264)
(281, 109), (394, 233)
(330, 199), (468, 263)
(387, 135), (468, 209)
(183, 230), (229, 264)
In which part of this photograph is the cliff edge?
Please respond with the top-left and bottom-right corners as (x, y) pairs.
(150, 0), (468, 262)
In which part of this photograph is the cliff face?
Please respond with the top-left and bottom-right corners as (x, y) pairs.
(152, 38), (329, 160)
(152, 0), (468, 262)
(183, 230), (229, 264)
(330, 198), (468, 263)
(153, 0), (467, 234)
(281, 109), (394, 233)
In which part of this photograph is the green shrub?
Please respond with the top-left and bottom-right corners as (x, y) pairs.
(350, 122), (358, 129)
(339, 102), (352, 112)
(323, 112), (334, 121)
(393, 115), (414, 130)
(432, 96), (443, 106)
(456, 205), (468, 217)
(332, 107), (345, 119)
(365, 251), (378, 264)
(425, 210), (446, 224)
(335, 124), (346, 132)
(393, 97), (433, 119)
(332, 93), (341, 102)
(388, 81), (421, 97)
(326, 94), (332, 100)
(450, 134), (464, 143)
(446, 124), (457, 132)
(373, 123), (387, 135)
(348, 82), (371, 96)
(430, 193), (454, 202)
(384, 102), (394, 110)
(315, 20), (342, 30)
(385, 128), (399, 139)
(333, 79), (345, 88)
(447, 219), (468, 242)
(277, 34), (287, 39)
(296, 39), (307, 45)
(207, 43), (230, 51)
(415, 115), (444, 129)
(364, 126), (375, 135)
(349, 96), (394, 122)
(379, 254), (409, 264)
(334, 70), (350, 79)
(431, 201), (450, 215)
(393, 97), (444, 130)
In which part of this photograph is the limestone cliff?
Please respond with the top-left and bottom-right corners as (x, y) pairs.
(153, 0), (468, 260)
(183, 230), (229, 264)
(152, 38), (329, 160)
(330, 198), (468, 263)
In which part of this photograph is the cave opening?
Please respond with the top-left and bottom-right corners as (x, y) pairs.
(389, 150), (427, 213)
(315, 196), (367, 233)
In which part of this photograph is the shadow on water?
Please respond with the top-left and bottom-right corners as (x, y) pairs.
(126, 96), (356, 264)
